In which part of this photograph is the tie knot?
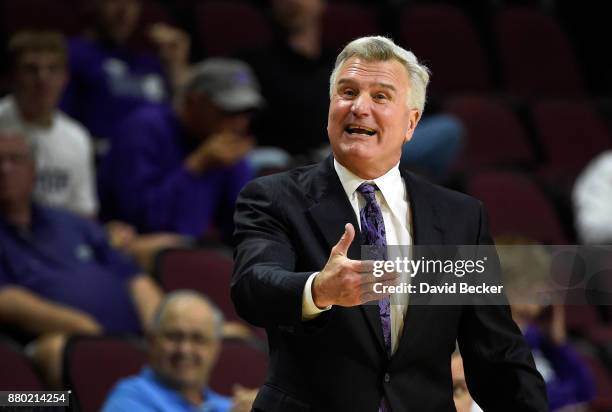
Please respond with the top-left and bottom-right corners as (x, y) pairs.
(357, 182), (378, 201)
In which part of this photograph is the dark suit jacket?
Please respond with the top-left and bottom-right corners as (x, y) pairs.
(231, 157), (548, 412)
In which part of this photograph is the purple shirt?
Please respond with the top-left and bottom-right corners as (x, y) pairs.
(0, 204), (142, 334)
(60, 37), (169, 146)
(525, 325), (595, 410)
(98, 105), (254, 239)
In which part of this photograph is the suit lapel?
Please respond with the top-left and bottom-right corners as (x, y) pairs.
(391, 170), (445, 361)
(307, 157), (386, 354)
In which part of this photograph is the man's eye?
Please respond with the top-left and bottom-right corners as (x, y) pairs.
(374, 93), (388, 100)
(341, 89), (356, 97)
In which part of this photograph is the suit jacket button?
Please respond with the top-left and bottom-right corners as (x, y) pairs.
(384, 372), (391, 383)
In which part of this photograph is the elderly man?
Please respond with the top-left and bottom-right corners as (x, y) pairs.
(0, 130), (162, 386)
(103, 291), (256, 412)
(231, 36), (547, 411)
(0, 30), (97, 217)
(98, 58), (258, 239)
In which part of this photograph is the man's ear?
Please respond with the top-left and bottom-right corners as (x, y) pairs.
(403, 110), (422, 144)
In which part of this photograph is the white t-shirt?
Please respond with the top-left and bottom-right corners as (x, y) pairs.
(0, 95), (98, 216)
(573, 150), (612, 244)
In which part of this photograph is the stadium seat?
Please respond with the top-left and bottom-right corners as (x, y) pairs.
(322, 3), (380, 54)
(195, 1), (272, 56)
(154, 247), (240, 322)
(0, 337), (43, 390)
(63, 336), (147, 412)
(580, 352), (612, 411)
(210, 337), (268, 396)
(466, 171), (568, 243)
(399, 5), (491, 96)
(445, 95), (535, 171)
(0, 0), (84, 35)
(495, 7), (585, 98)
(532, 98), (612, 184)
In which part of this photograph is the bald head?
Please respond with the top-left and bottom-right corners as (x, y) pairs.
(0, 131), (35, 212)
(148, 291), (224, 394)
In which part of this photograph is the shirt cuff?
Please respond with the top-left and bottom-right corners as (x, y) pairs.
(302, 272), (332, 321)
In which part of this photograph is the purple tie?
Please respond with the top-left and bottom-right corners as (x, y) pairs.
(357, 183), (392, 412)
(357, 182), (391, 354)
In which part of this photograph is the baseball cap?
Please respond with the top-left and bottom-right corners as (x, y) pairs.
(185, 58), (264, 112)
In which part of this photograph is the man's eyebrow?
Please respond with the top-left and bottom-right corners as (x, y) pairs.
(336, 78), (397, 92)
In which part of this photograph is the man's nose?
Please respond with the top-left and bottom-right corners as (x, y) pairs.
(351, 94), (371, 117)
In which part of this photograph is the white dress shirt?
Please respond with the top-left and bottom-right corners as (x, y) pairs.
(302, 158), (413, 354)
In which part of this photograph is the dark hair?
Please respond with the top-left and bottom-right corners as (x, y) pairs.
(8, 30), (68, 67)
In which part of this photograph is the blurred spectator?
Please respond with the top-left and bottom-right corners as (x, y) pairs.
(60, 0), (190, 158)
(98, 58), (258, 240)
(451, 352), (482, 412)
(0, 30), (97, 217)
(498, 242), (595, 411)
(573, 150), (612, 244)
(102, 290), (257, 412)
(239, 0), (463, 178)
(0, 131), (163, 385)
(239, 0), (332, 159)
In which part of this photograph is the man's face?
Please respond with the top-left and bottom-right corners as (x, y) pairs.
(327, 57), (420, 179)
(451, 355), (474, 412)
(95, 0), (141, 44)
(149, 298), (221, 391)
(272, 0), (324, 33)
(14, 51), (67, 114)
(0, 136), (35, 208)
(184, 94), (252, 139)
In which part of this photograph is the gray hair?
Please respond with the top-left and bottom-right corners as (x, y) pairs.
(149, 290), (224, 338)
(329, 36), (430, 113)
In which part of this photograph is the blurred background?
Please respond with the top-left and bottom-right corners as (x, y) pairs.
(1, 0), (612, 411)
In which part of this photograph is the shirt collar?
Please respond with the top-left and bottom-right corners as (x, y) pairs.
(333, 158), (405, 210)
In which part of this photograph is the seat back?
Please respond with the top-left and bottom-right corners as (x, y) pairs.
(155, 247), (239, 322)
(400, 5), (490, 96)
(210, 337), (268, 396)
(63, 336), (147, 412)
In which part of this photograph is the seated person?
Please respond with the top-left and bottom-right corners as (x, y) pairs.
(451, 352), (481, 412)
(98, 58), (258, 240)
(60, 0), (190, 158)
(0, 131), (163, 385)
(498, 241), (595, 411)
(573, 150), (612, 244)
(0, 30), (97, 217)
(239, 0), (463, 179)
(103, 290), (257, 412)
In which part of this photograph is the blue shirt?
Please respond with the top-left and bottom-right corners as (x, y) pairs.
(0, 204), (142, 334)
(60, 37), (169, 145)
(102, 367), (232, 412)
(98, 105), (254, 238)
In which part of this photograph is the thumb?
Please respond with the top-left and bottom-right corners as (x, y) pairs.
(332, 223), (355, 256)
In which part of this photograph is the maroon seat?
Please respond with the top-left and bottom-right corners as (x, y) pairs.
(0, 338), (43, 390)
(196, 1), (272, 56)
(322, 3), (380, 54)
(63, 336), (147, 412)
(0, 0), (84, 35)
(532, 99), (612, 184)
(155, 247), (240, 322)
(445, 95), (535, 171)
(496, 7), (585, 98)
(399, 5), (490, 96)
(210, 337), (268, 396)
(579, 352), (612, 411)
(466, 171), (568, 243)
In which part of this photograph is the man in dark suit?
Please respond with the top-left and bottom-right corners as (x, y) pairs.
(231, 36), (548, 411)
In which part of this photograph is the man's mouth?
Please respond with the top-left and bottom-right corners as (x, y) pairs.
(344, 124), (377, 136)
